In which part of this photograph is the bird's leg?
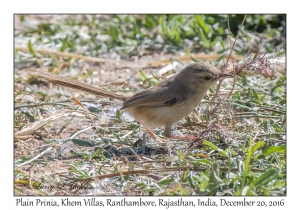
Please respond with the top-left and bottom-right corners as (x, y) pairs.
(138, 119), (156, 139)
(138, 120), (167, 142)
(138, 121), (198, 141)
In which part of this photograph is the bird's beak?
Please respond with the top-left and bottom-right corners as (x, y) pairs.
(218, 73), (235, 79)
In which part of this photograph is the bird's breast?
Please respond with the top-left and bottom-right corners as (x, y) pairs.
(123, 92), (205, 128)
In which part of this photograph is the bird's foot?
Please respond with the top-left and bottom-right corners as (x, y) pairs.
(138, 120), (167, 142)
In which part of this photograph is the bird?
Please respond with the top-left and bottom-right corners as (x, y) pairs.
(30, 62), (233, 141)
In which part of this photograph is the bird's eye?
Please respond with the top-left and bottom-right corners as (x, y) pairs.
(203, 76), (212, 81)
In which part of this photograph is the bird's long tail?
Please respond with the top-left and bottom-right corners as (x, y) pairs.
(28, 69), (127, 101)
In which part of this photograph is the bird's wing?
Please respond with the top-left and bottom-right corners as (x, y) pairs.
(121, 84), (188, 109)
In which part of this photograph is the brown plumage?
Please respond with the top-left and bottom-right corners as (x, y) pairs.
(31, 62), (233, 140)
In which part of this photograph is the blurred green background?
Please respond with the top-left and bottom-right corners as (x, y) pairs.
(15, 14), (286, 58)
